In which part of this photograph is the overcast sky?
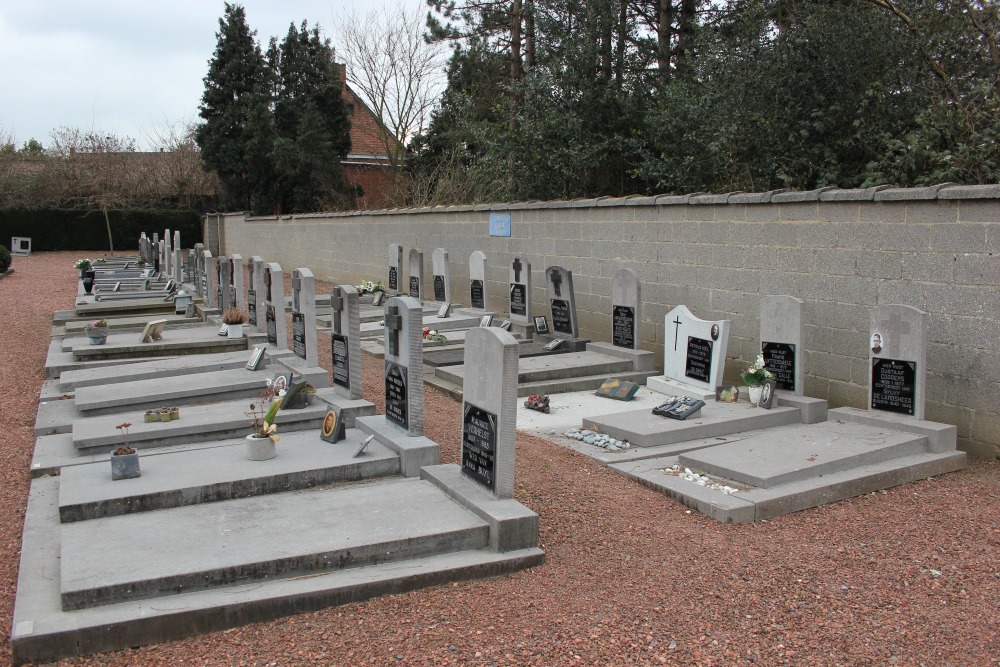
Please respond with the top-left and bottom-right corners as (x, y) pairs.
(0, 0), (427, 150)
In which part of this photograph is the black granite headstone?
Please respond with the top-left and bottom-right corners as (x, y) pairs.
(871, 358), (916, 416)
(470, 280), (484, 309)
(612, 305), (635, 349)
(762, 342), (796, 391)
(292, 312), (306, 359)
(433, 275), (446, 302)
(385, 362), (408, 428)
(684, 336), (713, 383)
(388, 266), (398, 291)
(551, 299), (572, 335)
(409, 276), (420, 298)
(510, 283), (527, 316)
(461, 403), (497, 491)
(265, 305), (277, 345)
(247, 289), (257, 325)
(332, 333), (350, 390)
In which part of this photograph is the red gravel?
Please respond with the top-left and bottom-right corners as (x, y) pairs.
(1, 252), (998, 667)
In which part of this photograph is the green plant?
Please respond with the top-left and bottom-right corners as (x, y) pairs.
(246, 386), (282, 441)
(222, 307), (248, 325)
(740, 354), (774, 388)
(0, 244), (10, 273)
(357, 280), (384, 294)
(74, 258), (92, 271)
(87, 319), (108, 329)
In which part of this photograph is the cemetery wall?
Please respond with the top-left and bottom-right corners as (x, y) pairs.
(214, 184), (1000, 458)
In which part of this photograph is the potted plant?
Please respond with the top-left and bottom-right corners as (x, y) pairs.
(144, 409), (157, 423)
(740, 353), (775, 407)
(85, 319), (109, 345)
(110, 422), (140, 480)
(245, 386), (282, 460)
(222, 307), (248, 339)
(422, 327), (447, 343)
(74, 258), (92, 277)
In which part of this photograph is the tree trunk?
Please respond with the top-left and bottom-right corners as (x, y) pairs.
(103, 207), (115, 255)
(657, 0), (674, 81)
(510, 0), (522, 132)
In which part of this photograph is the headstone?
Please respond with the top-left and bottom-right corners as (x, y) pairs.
(263, 263), (287, 349)
(431, 248), (450, 303)
(186, 249), (196, 285)
(248, 256), (264, 330)
(760, 295), (804, 395)
(612, 268), (641, 350)
(869, 304), (926, 420)
(388, 243), (403, 292)
(230, 254), (246, 312)
(153, 233), (159, 272)
(163, 229), (172, 276)
(508, 256), (532, 325)
(408, 248), (424, 300)
(290, 267), (318, 367)
(460, 327), (519, 499)
(139, 233), (147, 262)
(172, 231), (182, 282)
(156, 240), (163, 274)
(201, 250), (214, 307)
(330, 284), (363, 400)
(469, 250), (488, 311)
(383, 296), (425, 436)
(216, 255), (228, 311)
(545, 265), (579, 338)
(659, 305), (730, 395)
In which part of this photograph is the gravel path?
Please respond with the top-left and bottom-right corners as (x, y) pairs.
(1, 252), (997, 666)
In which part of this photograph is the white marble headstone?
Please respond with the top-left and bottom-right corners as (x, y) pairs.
(388, 243), (403, 292)
(612, 268), (641, 350)
(263, 262), (287, 349)
(248, 256), (265, 330)
(383, 296), (424, 436)
(229, 254), (246, 311)
(469, 250), (488, 311)
(658, 305), (730, 395)
(408, 248), (424, 300)
(546, 266), (578, 338)
(431, 248), (450, 303)
(508, 256), (532, 325)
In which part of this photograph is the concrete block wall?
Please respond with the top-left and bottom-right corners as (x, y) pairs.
(215, 184), (1000, 458)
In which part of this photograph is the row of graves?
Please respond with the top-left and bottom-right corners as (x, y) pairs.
(545, 298), (967, 523)
(14, 236), (542, 664)
(365, 244), (658, 399)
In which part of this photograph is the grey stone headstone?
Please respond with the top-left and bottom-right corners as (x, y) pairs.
(508, 256), (532, 325)
(469, 250), (488, 311)
(869, 304), (926, 420)
(383, 296), (424, 436)
(230, 254), (246, 311)
(431, 247), (450, 303)
(248, 256), (265, 330)
(216, 255), (229, 311)
(173, 247), (182, 284)
(407, 248), (424, 300)
(760, 295), (804, 395)
(139, 233), (147, 261)
(163, 229), (172, 276)
(663, 305), (730, 392)
(202, 251), (214, 307)
(388, 243), (403, 292)
(186, 249), (196, 285)
(291, 267), (318, 367)
(546, 265), (579, 338)
(264, 263), (287, 349)
(157, 240), (164, 273)
(460, 327), (519, 499)
(612, 268), (640, 350)
(331, 284), (363, 400)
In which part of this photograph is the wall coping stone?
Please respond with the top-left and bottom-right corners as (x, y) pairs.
(772, 187), (838, 202)
(938, 184), (1000, 199)
(874, 183), (955, 201)
(819, 185), (891, 201)
(729, 189), (787, 204)
(690, 192), (742, 205)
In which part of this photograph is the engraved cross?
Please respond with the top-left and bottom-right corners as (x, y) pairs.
(331, 287), (345, 333)
(883, 312), (911, 348)
(512, 258), (523, 283)
(672, 316), (683, 351)
(385, 304), (403, 357)
(550, 269), (563, 297)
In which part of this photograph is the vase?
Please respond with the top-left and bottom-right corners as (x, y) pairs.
(246, 435), (277, 461)
(227, 323), (244, 338)
(748, 385), (764, 407)
(170, 407), (180, 420)
(111, 450), (141, 480)
(85, 326), (108, 345)
(159, 411), (171, 422)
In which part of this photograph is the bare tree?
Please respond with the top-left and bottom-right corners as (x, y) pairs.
(334, 3), (446, 183)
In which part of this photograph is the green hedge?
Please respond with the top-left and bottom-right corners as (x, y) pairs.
(0, 209), (203, 252)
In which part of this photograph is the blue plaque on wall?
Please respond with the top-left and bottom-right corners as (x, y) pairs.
(489, 212), (511, 237)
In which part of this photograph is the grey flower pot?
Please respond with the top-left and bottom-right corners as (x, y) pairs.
(111, 451), (140, 480)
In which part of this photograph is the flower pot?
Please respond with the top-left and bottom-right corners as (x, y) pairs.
(85, 326), (109, 345)
(159, 411), (171, 422)
(748, 385), (764, 407)
(246, 435), (277, 461)
(111, 450), (140, 480)
(144, 411), (156, 423)
(170, 407), (180, 420)
(227, 323), (244, 339)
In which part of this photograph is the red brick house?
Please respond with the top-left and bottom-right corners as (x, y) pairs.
(337, 64), (403, 209)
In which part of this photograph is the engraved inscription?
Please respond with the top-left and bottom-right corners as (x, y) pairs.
(385, 362), (408, 428)
(332, 333), (349, 389)
(684, 336), (713, 383)
(762, 342), (796, 391)
(612, 305), (635, 349)
(461, 403), (497, 491)
(871, 358), (916, 415)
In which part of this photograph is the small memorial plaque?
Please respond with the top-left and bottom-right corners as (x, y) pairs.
(433, 275), (446, 302)
(596, 378), (640, 401)
(247, 289), (257, 325)
(543, 338), (564, 351)
(371, 291), (385, 306)
(470, 280), (485, 309)
(612, 305), (636, 349)
(652, 396), (705, 420)
(871, 358), (916, 415)
(684, 336), (713, 383)
(759, 379), (777, 410)
(388, 266), (398, 291)
(385, 362), (408, 428)
(551, 299), (572, 335)
(509, 284), (527, 316)
(331, 333), (350, 389)
(499, 320), (512, 331)
(436, 302), (452, 318)
(762, 342), (796, 391)
(246, 346), (265, 371)
(461, 403), (497, 490)
(353, 434), (374, 457)
(320, 409), (345, 443)
(265, 305), (277, 345)
(480, 314), (494, 327)
(533, 316), (549, 334)
(409, 276), (420, 298)
(292, 312), (306, 359)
